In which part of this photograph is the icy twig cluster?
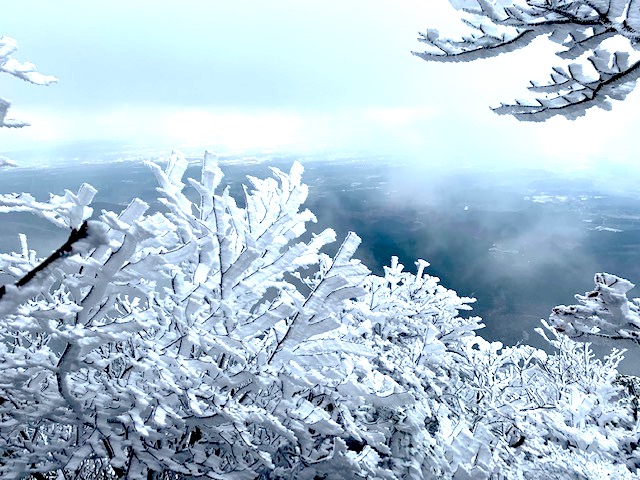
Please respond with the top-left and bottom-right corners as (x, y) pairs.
(0, 35), (57, 129)
(550, 272), (640, 346)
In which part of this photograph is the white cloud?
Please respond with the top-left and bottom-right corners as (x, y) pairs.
(0, 105), (440, 154)
(2, 93), (638, 176)
(160, 110), (305, 151)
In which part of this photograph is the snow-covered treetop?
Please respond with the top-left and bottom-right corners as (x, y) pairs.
(0, 35), (57, 128)
(415, 0), (640, 121)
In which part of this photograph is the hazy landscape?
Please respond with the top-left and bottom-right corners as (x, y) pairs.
(3, 144), (640, 355)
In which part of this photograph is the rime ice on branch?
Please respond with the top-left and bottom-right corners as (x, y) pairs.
(415, 0), (640, 121)
(550, 272), (640, 346)
(0, 35), (57, 128)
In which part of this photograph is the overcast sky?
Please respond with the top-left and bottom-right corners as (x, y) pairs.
(2, 0), (640, 172)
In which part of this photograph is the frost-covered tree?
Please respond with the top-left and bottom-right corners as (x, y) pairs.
(0, 35), (57, 128)
(0, 152), (449, 479)
(350, 258), (640, 478)
(415, 0), (640, 121)
(1, 152), (640, 479)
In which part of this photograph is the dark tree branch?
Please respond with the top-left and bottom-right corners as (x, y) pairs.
(0, 220), (90, 300)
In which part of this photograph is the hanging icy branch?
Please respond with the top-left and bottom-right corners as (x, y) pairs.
(0, 98), (29, 128)
(415, 0), (640, 120)
(0, 35), (57, 128)
(549, 272), (640, 346)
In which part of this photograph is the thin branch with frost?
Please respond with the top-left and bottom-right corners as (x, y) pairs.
(0, 220), (89, 300)
(0, 35), (57, 128)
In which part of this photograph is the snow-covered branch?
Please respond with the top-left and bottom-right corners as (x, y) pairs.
(550, 272), (640, 346)
(1, 152), (639, 478)
(416, 0), (640, 120)
(0, 35), (57, 129)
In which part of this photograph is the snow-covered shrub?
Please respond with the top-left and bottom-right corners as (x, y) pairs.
(351, 258), (640, 478)
(355, 260), (640, 478)
(493, 324), (637, 479)
(0, 152), (639, 479)
(0, 153), (429, 479)
(346, 256), (484, 478)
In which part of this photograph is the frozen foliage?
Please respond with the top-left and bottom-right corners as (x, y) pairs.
(0, 35), (57, 129)
(550, 272), (640, 347)
(416, 0), (640, 121)
(0, 153), (639, 479)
